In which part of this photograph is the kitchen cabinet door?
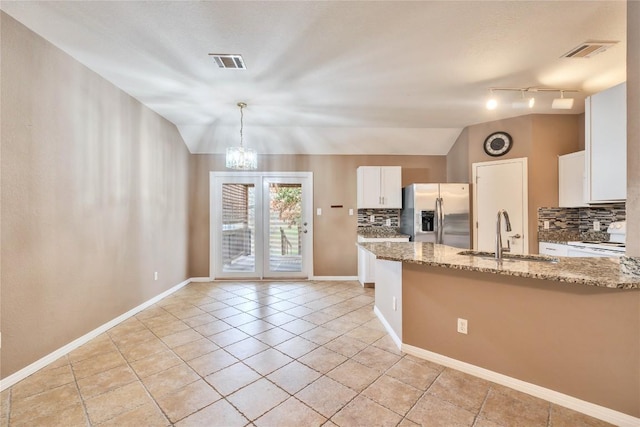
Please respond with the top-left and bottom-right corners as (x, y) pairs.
(357, 166), (402, 209)
(558, 151), (587, 207)
(380, 167), (402, 208)
(357, 245), (376, 286)
(585, 82), (626, 202)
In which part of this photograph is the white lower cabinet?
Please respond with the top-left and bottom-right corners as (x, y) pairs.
(358, 245), (376, 286)
(357, 235), (409, 286)
(539, 242), (569, 256)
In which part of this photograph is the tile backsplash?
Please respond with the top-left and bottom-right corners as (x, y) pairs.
(538, 203), (625, 233)
(578, 204), (626, 232)
(357, 209), (400, 227)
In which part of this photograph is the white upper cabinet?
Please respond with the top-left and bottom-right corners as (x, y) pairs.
(558, 151), (587, 207)
(585, 82), (627, 202)
(357, 166), (402, 209)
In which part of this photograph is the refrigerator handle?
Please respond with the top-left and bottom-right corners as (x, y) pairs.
(436, 197), (443, 244)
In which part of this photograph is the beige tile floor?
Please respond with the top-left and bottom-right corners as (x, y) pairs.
(1, 280), (613, 427)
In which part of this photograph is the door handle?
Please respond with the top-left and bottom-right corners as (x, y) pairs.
(511, 234), (522, 239)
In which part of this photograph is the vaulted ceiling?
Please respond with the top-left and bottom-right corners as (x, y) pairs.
(1, 1), (627, 155)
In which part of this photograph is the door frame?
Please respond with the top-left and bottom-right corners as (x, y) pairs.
(471, 157), (528, 252)
(209, 171), (314, 280)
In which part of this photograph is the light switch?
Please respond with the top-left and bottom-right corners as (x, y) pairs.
(349, 209), (354, 216)
(317, 208), (322, 216)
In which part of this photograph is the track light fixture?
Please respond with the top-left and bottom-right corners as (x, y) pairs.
(485, 87), (577, 110)
(486, 89), (498, 110)
(511, 89), (535, 109)
(552, 90), (575, 110)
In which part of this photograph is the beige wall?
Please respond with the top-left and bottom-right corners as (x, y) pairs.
(628, 1), (640, 257)
(189, 154), (446, 277)
(403, 264), (640, 417)
(529, 115), (581, 248)
(0, 13), (191, 378)
(445, 127), (469, 182)
(446, 114), (580, 253)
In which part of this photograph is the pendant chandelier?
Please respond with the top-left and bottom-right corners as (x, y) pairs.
(226, 102), (257, 170)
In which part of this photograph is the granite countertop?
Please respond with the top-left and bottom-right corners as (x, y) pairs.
(358, 241), (640, 289)
(357, 226), (410, 239)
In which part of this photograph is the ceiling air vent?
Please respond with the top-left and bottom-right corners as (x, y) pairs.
(561, 41), (618, 58)
(208, 54), (246, 69)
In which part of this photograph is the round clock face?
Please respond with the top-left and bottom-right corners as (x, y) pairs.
(484, 132), (513, 157)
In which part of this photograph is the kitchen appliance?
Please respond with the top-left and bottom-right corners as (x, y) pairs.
(566, 221), (626, 257)
(400, 183), (471, 248)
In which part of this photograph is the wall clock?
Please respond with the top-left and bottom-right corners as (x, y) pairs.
(483, 132), (513, 157)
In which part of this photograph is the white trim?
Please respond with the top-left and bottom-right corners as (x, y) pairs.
(188, 277), (212, 283)
(401, 344), (640, 427)
(373, 306), (401, 350)
(0, 278), (194, 392)
(309, 276), (358, 281)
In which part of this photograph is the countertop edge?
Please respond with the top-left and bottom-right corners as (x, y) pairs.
(361, 243), (640, 290)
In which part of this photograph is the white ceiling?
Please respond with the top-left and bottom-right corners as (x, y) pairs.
(1, 1), (627, 155)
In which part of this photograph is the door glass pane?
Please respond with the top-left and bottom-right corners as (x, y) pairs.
(221, 183), (255, 273)
(268, 183), (302, 273)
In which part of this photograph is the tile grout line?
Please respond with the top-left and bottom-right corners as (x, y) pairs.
(470, 382), (493, 426)
(65, 354), (94, 427)
(398, 365), (446, 425)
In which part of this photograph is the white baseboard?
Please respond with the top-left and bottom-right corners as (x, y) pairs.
(309, 276), (358, 281)
(402, 344), (640, 427)
(0, 277), (194, 392)
(189, 277), (212, 282)
(373, 306), (401, 350)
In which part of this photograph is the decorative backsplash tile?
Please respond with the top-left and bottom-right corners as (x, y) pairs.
(578, 203), (626, 232)
(537, 203), (625, 239)
(357, 209), (400, 227)
(537, 207), (580, 230)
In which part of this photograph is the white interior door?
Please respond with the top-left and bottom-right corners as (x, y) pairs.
(211, 172), (313, 279)
(472, 158), (528, 254)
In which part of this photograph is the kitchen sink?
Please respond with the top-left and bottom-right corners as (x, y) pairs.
(457, 250), (559, 263)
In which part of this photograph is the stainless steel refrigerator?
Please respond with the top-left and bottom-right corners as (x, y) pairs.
(400, 183), (471, 248)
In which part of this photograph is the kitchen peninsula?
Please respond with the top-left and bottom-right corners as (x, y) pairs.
(359, 241), (640, 425)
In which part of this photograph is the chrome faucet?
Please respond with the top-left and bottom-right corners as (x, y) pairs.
(496, 209), (512, 260)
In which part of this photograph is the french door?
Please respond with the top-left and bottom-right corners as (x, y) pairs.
(210, 172), (313, 279)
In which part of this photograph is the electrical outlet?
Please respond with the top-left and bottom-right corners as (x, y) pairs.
(317, 208), (322, 216)
(457, 318), (468, 334)
(392, 297), (397, 311)
(369, 215), (375, 223)
(154, 272), (158, 281)
(543, 220), (550, 230)
(386, 218), (392, 226)
(593, 220), (600, 231)
(349, 209), (354, 216)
